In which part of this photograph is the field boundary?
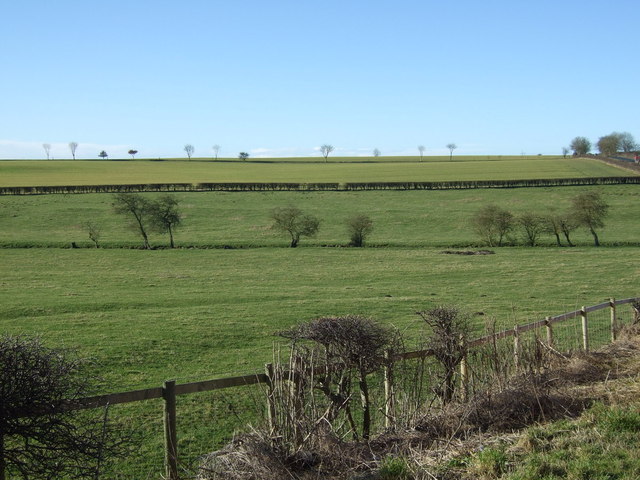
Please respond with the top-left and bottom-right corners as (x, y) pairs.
(54, 296), (638, 479)
(1, 176), (639, 195)
(68, 297), (639, 411)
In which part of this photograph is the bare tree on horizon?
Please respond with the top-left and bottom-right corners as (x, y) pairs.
(184, 144), (195, 159)
(69, 142), (78, 160)
(418, 145), (425, 161)
(320, 144), (334, 162)
(446, 143), (457, 161)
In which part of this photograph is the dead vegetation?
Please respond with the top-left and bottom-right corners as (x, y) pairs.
(197, 327), (640, 480)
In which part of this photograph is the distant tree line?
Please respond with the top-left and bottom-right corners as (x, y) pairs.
(109, 193), (374, 249)
(568, 132), (638, 157)
(472, 192), (610, 247)
(106, 191), (612, 249)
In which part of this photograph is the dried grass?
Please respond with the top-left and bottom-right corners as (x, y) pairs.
(197, 331), (640, 480)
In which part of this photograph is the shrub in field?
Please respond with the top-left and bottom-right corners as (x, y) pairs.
(346, 213), (373, 247)
(270, 206), (320, 248)
(84, 221), (101, 248)
(417, 306), (470, 404)
(518, 212), (545, 246)
(0, 335), (129, 479)
(472, 204), (514, 247)
(570, 192), (609, 246)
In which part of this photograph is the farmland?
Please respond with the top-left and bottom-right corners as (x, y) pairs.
(0, 155), (629, 186)
(1, 156), (639, 476)
(2, 185), (640, 248)
(1, 157), (639, 383)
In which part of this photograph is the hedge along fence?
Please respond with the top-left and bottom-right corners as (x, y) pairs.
(38, 296), (637, 480)
(1, 176), (639, 195)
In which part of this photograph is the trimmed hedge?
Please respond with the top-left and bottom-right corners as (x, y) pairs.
(342, 176), (640, 190)
(1, 177), (638, 195)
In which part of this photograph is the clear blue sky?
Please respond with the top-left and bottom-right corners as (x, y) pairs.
(1, 0), (639, 159)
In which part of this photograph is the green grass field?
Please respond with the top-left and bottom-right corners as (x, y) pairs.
(0, 156), (630, 186)
(1, 157), (638, 476)
(2, 185), (640, 248)
(1, 246), (638, 389)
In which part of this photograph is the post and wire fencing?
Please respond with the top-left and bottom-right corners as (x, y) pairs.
(8, 297), (638, 479)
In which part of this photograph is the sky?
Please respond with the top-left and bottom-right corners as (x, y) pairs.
(1, 0), (639, 159)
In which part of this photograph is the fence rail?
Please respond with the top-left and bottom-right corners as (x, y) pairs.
(38, 296), (640, 478)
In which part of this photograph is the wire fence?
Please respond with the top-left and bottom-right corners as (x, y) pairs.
(10, 297), (637, 479)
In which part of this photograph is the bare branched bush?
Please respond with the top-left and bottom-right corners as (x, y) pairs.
(416, 306), (471, 405)
(279, 315), (400, 441)
(472, 205), (514, 247)
(0, 335), (131, 479)
(84, 221), (101, 248)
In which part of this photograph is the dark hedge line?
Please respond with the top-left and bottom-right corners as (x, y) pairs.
(0, 182), (340, 195)
(342, 176), (640, 190)
(1, 177), (638, 195)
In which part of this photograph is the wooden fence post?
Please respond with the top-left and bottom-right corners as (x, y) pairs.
(610, 298), (617, 342)
(513, 325), (520, 370)
(581, 306), (589, 353)
(459, 334), (468, 402)
(459, 353), (468, 402)
(265, 363), (276, 434)
(384, 350), (394, 429)
(163, 380), (179, 480)
(545, 316), (554, 347)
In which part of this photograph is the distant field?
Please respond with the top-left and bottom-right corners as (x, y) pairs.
(1, 185), (639, 248)
(0, 156), (630, 186)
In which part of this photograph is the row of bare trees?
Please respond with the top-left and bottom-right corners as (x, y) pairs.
(472, 192), (610, 247)
(108, 194), (374, 249)
(43, 142), (464, 161)
(41, 143), (140, 161)
(109, 192), (610, 249)
(111, 193), (182, 249)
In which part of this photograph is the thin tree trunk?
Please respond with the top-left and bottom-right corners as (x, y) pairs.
(168, 226), (174, 248)
(590, 227), (600, 246)
(554, 232), (562, 246)
(563, 231), (574, 247)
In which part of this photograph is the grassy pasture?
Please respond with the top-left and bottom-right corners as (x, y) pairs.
(1, 156), (638, 475)
(1, 185), (639, 248)
(1, 247), (638, 390)
(2, 244), (638, 476)
(0, 156), (629, 186)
